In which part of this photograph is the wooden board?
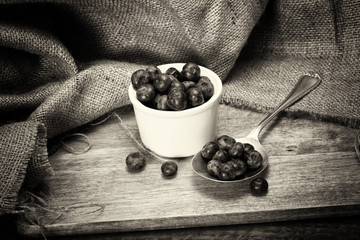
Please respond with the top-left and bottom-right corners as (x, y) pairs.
(17, 104), (360, 237)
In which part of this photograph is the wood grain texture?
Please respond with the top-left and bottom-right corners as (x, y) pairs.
(16, 104), (360, 238)
(23, 216), (360, 240)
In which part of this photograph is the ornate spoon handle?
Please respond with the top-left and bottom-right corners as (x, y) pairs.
(248, 73), (322, 139)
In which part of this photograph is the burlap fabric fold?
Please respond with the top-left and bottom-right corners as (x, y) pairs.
(0, 0), (359, 214)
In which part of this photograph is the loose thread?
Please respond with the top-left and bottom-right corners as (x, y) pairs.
(23, 191), (48, 207)
(114, 112), (171, 162)
(60, 133), (92, 154)
(90, 113), (113, 126)
(18, 189), (105, 239)
(19, 205), (48, 240)
(62, 202), (104, 215)
(17, 190), (53, 240)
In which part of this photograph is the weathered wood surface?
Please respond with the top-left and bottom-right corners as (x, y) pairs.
(17, 104), (360, 238)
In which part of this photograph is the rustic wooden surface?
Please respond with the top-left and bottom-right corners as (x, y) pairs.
(16, 104), (360, 238)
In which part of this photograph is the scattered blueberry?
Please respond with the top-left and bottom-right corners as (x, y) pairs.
(126, 152), (146, 170)
(250, 177), (268, 195)
(161, 161), (178, 177)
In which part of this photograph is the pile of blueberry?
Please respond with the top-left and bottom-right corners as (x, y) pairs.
(131, 63), (215, 111)
(202, 135), (264, 181)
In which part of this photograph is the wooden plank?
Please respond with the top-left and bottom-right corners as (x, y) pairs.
(17, 104), (360, 237)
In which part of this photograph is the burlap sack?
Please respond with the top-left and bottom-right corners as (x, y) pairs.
(0, 0), (359, 213)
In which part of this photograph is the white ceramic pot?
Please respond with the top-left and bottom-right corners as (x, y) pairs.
(128, 63), (223, 158)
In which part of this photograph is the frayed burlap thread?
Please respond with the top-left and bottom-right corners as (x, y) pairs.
(0, 121), (50, 214)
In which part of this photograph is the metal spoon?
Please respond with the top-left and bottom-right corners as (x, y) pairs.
(191, 73), (322, 182)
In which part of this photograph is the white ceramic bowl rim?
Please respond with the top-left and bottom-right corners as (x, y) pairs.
(128, 63), (223, 118)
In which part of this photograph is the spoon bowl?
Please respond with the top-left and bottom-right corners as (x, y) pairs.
(191, 73), (322, 182)
(192, 136), (269, 183)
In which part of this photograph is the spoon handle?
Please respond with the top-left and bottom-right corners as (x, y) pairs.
(248, 73), (322, 139)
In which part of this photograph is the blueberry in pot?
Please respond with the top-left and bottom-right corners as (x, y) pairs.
(146, 65), (161, 81)
(168, 75), (186, 92)
(212, 149), (230, 163)
(195, 76), (214, 100)
(147, 93), (161, 109)
(153, 93), (162, 104)
(216, 135), (236, 151)
(245, 150), (263, 169)
(153, 73), (172, 93)
(218, 162), (236, 181)
(126, 152), (146, 170)
(157, 95), (170, 110)
(182, 81), (196, 90)
(131, 69), (150, 90)
(167, 88), (187, 110)
(207, 159), (222, 177)
(250, 177), (268, 195)
(166, 67), (183, 81)
(201, 141), (219, 161)
(187, 87), (205, 107)
(181, 62), (200, 82)
(136, 83), (156, 103)
(161, 161), (178, 177)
